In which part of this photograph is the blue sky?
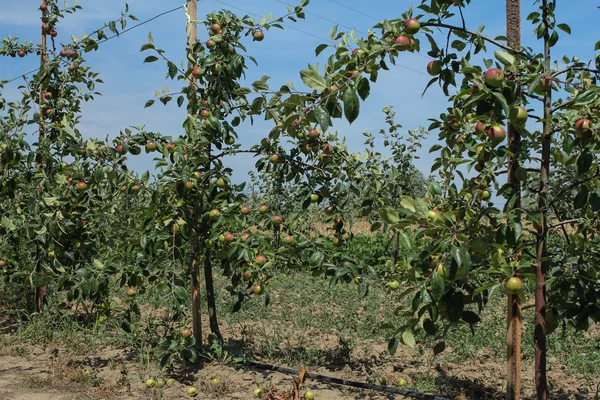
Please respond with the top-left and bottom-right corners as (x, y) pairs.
(1, 0), (597, 186)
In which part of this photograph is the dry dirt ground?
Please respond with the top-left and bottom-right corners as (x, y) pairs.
(0, 339), (595, 400)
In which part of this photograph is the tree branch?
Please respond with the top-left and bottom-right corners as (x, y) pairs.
(421, 22), (519, 53)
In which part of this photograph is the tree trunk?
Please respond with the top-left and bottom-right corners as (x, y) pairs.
(505, 0), (522, 398)
(203, 247), (223, 343)
(534, 1), (551, 398)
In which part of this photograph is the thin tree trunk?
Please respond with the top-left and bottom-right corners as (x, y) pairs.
(534, 1), (551, 398)
(392, 232), (399, 265)
(203, 247), (223, 342)
(273, 223), (280, 248)
(186, 0), (202, 346)
(35, 0), (49, 313)
(505, 0), (522, 398)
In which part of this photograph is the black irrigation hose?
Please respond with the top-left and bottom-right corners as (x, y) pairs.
(246, 361), (454, 400)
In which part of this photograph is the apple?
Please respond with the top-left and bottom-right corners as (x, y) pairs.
(320, 154), (331, 164)
(322, 145), (334, 154)
(59, 49), (67, 57)
(261, 138), (271, 147)
(292, 118), (301, 127)
(49, 29), (57, 37)
(167, 379), (176, 386)
(146, 142), (157, 152)
(448, 118), (459, 130)
(273, 215), (283, 225)
(332, 237), (342, 246)
(200, 109), (210, 118)
(436, 263), (447, 279)
(535, 75), (553, 95)
(253, 388), (262, 398)
(41, 23), (49, 32)
(0, 260), (5, 268)
(115, 145), (124, 154)
(225, 136), (235, 145)
(575, 118), (591, 137)
(258, 204), (268, 213)
(253, 30), (264, 41)
(132, 185), (141, 191)
(216, 177), (227, 188)
(211, 378), (221, 385)
(17, 50), (26, 57)
(505, 277), (523, 294)
(224, 233), (234, 242)
(252, 284), (263, 295)
(166, 142), (175, 151)
(427, 60), (442, 76)
(191, 67), (204, 78)
(509, 106), (528, 126)
(48, 250), (55, 258)
(44, 108), (53, 116)
(394, 35), (411, 50)
(308, 129), (319, 138)
(482, 190), (491, 200)
(191, 171), (202, 180)
(487, 125), (506, 142)
(304, 391), (315, 400)
(241, 233), (250, 242)
(269, 154), (280, 163)
(326, 206), (334, 214)
(243, 271), (252, 281)
(427, 209), (443, 222)
(209, 209), (221, 218)
(156, 380), (165, 388)
(66, 49), (77, 59)
(218, 234), (226, 243)
(397, 378), (407, 386)
(388, 280), (400, 290)
(146, 379), (156, 388)
(76, 181), (87, 191)
(255, 255), (266, 264)
(181, 328), (192, 337)
(39, 4), (47, 10)
(282, 235), (294, 245)
(475, 121), (487, 134)
(484, 68), (504, 88)
(120, 185), (127, 192)
(241, 206), (251, 215)
(210, 23), (221, 33)
(68, 64), (77, 71)
(187, 387), (197, 395)
(456, 135), (464, 143)
(126, 287), (136, 297)
(310, 193), (319, 203)
(185, 181), (194, 189)
(206, 39), (216, 48)
(404, 18), (420, 34)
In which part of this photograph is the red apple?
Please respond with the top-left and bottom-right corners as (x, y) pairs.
(200, 109), (210, 118)
(241, 233), (250, 242)
(322, 145), (334, 154)
(49, 29), (57, 37)
(255, 255), (266, 265)
(181, 328), (192, 337)
(394, 36), (411, 50)
(76, 181), (87, 191)
(192, 67), (204, 78)
(206, 39), (216, 48)
(241, 206), (251, 215)
(404, 18), (420, 34)
(39, 4), (47, 10)
(165, 142), (175, 150)
(258, 205), (268, 213)
(484, 68), (505, 88)
(308, 129), (319, 138)
(253, 30), (264, 41)
(115, 145), (124, 154)
(17, 50), (26, 58)
(224, 233), (234, 242)
(487, 125), (506, 142)
(475, 121), (487, 134)
(210, 23), (221, 33)
(185, 181), (194, 189)
(292, 119), (301, 127)
(273, 216), (283, 225)
(427, 60), (442, 76)
(261, 138), (271, 147)
(146, 142), (157, 152)
(126, 287), (136, 297)
(252, 284), (262, 295)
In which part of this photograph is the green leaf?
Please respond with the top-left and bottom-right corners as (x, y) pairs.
(557, 23), (571, 34)
(574, 186), (589, 209)
(433, 341), (446, 355)
(577, 152), (593, 176)
(462, 310), (481, 324)
(143, 55), (158, 63)
(494, 50), (516, 66)
(398, 232), (412, 250)
(491, 91), (510, 117)
(430, 272), (444, 301)
(370, 222), (382, 232)
(573, 90), (597, 106)
(413, 198), (429, 219)
(380, 208), (400, 224)
(401, 330), (416, 349)
(356, 77), (370, 101)
(447, 292), (464, 322)
(343, 88), (360, 124)
(400, 196), (415, 212)
(144, 100), (155, 108)
(388, 337), (399, 355)
(315, 43), (328, 56)
(300, 64), (328, 91)
(314, 105), (330, 133)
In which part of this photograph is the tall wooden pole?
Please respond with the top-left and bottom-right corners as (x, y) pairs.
(35, 0), (49, 313)
(186, 0), (203, 347)
(505, 0), (522, 398)
(534, 1), (551, 398)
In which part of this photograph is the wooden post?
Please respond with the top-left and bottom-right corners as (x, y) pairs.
(186, 0), (203, 347)
(505, 0), (522, 398)
(35, 0), (49, 313)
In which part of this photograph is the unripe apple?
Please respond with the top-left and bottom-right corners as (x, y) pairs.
(253, 30), (264, 41)
(261, 138), (271, 147)
(484, 68), (504, 88)
(126, 287), (136, 297)
(241, 206), (251, 215)
(225, 136), (235, 145)
(509, 106), (528, 126)
(505, 277), (523, 294)
(387, 280), (400, 290)
(487, 125), (506, 142)
(166, 379), (176, 386)
(258, 204), (268, 213)
(211, 378), (221, 385)
(255, 255), (266, 264)
(252, 284), (262, 295)
(146, 142), (157, 152)
(283, 235), (294, 245)
(218, 234), (226, 243)
(76, 181), (88, 191)
(187, 387), (197, 395)
(482, 190), (491, 200)
(269, 154), (280, 163)
(404, 18), (420, 34)
(427, 209), (443, 222)
(120, 185), (127, 192)
(273, 215), (283, 225)
(243, 271), (252, 281)
(216, 177), (227, 188)
(209, 209), (221, 218)
(181, 328), (192, 337)
(436, 263), (447, 279)
(427, 60), (442, 76)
